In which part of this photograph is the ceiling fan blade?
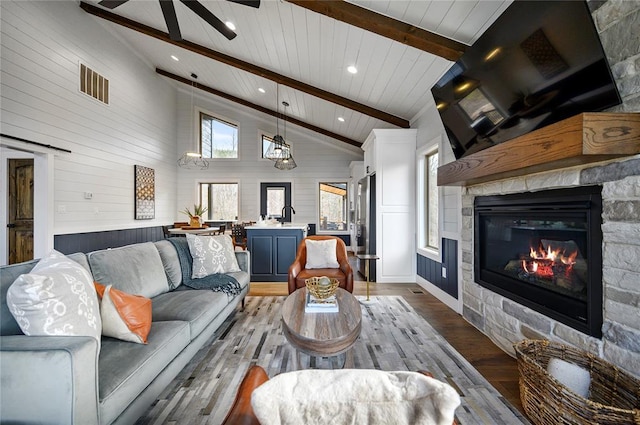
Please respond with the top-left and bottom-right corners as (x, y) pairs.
(97, 0), (129, 9)
(226, 0), (260, 9)
(159, 0), (183, 41)
(179, 0), (237, 40)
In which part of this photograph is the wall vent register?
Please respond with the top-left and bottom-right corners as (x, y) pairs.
(80, 63), (109, 105)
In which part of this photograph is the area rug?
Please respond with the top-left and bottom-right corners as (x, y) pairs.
(135, 296), (530, 425)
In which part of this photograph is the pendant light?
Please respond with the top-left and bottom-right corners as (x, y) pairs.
(177, 73), (209, 170)
(265, 84), (287, 161)
(274, 101), (297, 170)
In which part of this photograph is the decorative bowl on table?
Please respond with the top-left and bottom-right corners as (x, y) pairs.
(305, 276), (339, 299)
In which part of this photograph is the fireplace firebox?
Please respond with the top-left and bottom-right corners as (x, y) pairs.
(474, 186), (603, 337)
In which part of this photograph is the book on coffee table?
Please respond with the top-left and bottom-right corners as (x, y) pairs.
(305, 292), (339, 313)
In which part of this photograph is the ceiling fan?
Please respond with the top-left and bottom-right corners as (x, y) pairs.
(97, 0), (260, 41)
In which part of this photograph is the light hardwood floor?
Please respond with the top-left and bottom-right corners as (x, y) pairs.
(248, 279), (524, 414)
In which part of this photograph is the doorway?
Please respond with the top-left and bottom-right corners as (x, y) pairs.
(260, 182), (292, 222)
(7, 158), (34, 264)
(1, 140), (54, 265)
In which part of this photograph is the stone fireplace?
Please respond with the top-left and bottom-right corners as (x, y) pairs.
(460, 158), (640, 378)
(445, 0), (640, 380)
(474, 186), (603, 338)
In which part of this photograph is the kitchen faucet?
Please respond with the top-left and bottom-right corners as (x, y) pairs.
(281, 205), (296, 222)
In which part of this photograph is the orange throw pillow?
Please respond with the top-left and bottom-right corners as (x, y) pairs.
(94, 282), (152, 344)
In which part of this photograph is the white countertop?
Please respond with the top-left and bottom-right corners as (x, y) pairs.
(245, 223), (308, 230)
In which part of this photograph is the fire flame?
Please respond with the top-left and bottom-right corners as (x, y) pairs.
(521, 244), (577, 279)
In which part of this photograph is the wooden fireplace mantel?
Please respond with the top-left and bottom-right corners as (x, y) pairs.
(437, 113), (640, 186)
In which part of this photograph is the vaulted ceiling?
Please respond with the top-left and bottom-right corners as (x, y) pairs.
(80, 0), (512, 147)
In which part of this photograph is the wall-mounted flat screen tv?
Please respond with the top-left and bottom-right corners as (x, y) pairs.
(431, 0), (621, 160)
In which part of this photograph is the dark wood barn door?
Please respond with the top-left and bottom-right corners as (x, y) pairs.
(8, 158), (34, 264)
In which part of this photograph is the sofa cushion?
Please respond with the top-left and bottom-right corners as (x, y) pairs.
(95, 283), (152, 344)
(186, 234), (240, 277)
(225, 271), (250, 291)
(98, 320), (190, 425)
(6, 250), (101, 343)
(154, 240), (182, 290)
(305, 239), (339, 269)
(88, 242), (169, 298)
(151, 289), (228, 339)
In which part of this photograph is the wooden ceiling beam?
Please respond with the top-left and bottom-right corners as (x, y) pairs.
(79, 1), (409, 129)
(156, 68), (362, 148)
(285, 1), (467, 62)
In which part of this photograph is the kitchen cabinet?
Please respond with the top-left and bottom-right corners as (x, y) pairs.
(246, 225), (307, 282)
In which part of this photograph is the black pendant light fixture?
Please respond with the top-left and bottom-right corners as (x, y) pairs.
(265, 84), (287, 161)
(274, 101), (296, 170)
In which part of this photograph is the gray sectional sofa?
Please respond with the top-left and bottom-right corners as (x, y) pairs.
(0, 240), (250, 425)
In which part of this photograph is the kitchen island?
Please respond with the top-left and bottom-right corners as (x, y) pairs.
(246, 223), (308, 282)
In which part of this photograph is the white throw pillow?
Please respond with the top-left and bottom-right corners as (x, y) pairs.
(6, 250), (101, 343)
(251, 369), (461, 425)
(186, 234), (241, 278)
(305, 239), (339, 269)
(547, 357), (591, 398)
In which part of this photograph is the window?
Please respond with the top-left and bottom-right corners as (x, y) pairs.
(260, 183), (292, 221)
(425, 151), (439, 249)
(319, 182), (347, 231)
(266, 187), (285, 217)
(200, 112), (238, 159)
(199, 183), (238, 221)
(261, 135), (274, 159)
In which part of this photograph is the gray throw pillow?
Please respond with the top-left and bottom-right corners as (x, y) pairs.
(7, 250), (101, 343)
(186, 234), (240, 278)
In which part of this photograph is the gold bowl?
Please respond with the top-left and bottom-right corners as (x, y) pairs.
(305, 276), (339, 299)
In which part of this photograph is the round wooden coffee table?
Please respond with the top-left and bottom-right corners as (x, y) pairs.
(281, 287), (362, 369)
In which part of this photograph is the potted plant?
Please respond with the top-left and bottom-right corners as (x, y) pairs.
(181, 204), (208, 228)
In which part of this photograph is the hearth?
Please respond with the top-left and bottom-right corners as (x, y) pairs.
(474, 186), (603, 337)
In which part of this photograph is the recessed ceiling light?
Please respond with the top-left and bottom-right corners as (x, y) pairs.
(455, 82), (472, 93)
(258, 87), (266, 93)
(338, 117), (345, 122)
(225, 21), (236, 31)
(484, 47), (502, 62)
(347, 65), (358, 74)
(171, 55), (179, 61)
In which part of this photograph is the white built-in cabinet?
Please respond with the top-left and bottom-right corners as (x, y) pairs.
(361, 129), (417, 283)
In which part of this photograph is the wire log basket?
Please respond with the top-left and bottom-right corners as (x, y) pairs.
(514, 339), (640, 425)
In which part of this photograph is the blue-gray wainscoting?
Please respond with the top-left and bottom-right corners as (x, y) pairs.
(53, 225), (350, 256)
(416, 238), (458, 299)
(54, 226), (165, 254)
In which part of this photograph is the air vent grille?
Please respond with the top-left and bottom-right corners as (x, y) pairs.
(80, 64), (109, 104)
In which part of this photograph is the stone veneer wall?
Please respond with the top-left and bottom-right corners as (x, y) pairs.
(458, 0), (640, 379)
(461, 159), (640, 379)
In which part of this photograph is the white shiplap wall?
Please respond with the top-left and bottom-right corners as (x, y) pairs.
(174, 88), (364, 226)
(1, 0), (364, 245)
(1, 1), (178, 235)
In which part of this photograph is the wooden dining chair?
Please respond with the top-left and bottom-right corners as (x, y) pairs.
(231, 224), (247, 250)
(216, 224), (226, 235)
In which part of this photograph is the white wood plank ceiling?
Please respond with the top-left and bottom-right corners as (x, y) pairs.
(80, 0), (512, 146)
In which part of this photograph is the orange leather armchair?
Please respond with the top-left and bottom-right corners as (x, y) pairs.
(287, 235), (353, 294)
